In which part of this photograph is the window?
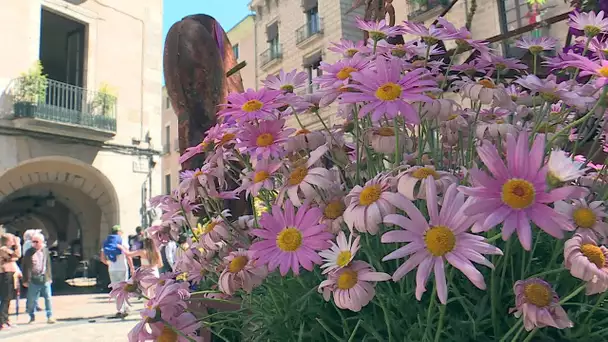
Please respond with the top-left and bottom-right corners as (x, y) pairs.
(303, 52), (322, 93)
(267, 22), (280, 59)
(305, 5), (320, 35)
(164, 125), (171, 153)
(164, 174), (171, 195)
(165, 95), (170, 109)
(232, 44), (240, 60)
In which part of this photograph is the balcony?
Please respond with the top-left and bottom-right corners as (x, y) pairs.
(162, 143), (170, 154)
(174, 138), (180, 152)
(8, 78), (117, 135)
(260, 44), (283, 69)
(296, 18), (324, 46)
(407, 0), (449, 22)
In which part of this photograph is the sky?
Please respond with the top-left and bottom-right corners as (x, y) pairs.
(163, 0), (253, 44)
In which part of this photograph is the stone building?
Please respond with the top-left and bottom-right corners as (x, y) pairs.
(0, 0), (163, 260)
(160, 14), (257, 196)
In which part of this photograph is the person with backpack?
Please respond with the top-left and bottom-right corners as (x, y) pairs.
(100, 225), (133, 319)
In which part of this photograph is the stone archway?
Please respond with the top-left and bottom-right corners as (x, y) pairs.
(0, 156), (120, 258)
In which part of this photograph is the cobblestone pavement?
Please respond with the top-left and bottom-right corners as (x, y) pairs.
(1, 292), (144, 341)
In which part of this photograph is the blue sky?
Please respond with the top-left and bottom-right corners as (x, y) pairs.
(163, 0), (253, 43)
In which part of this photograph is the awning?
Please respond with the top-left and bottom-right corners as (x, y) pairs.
(302, 0), (318, 12)
(303, 50), (322, 67)
(266, 22), (278, 42)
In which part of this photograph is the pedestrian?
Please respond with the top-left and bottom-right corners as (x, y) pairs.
(118, 237), (163, 277)
(100, 225), (133, 319)
(21, 232), (55, 324)
(0, 230), (21, 330)
(159, 239), (177, 274)
(128, 227), (144, 268)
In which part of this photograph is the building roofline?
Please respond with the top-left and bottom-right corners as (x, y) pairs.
(227, 14), (255, 33)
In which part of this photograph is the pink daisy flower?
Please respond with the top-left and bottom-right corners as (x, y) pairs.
(355, 18), (406, 41)
(278, 145), (334, 207)
(218, 249), (268, 295)
(262, 69), (308, 93)
(250, 200), (333, 276)
(109, 278), (139, 312)
(481, 54), (528, 73)
(340, 57), (437, 123)
(564, 234), (608, 295)
(319, 231), (361, 274)
(459, 132), (577, 250)
(319, 195), (347, 233)
(555, 199), (608, 240)
(343, 174), (395, 235)
(237, 119), (295, 160)
(565, 53), (608, 87)
(402, 21), (460, 44)
(328, 39), (367, 58)
(218, 88), (283, 122)
(510, 278), (574, 331)
(515, 36), (557, 54)
(239, 159), (282, 198)
(179, 141), (209, 165)
(381, 182), (502, 304)
(396, 165), (457, 201)
(315, 54), (370, 89)
(193, 212), (232, 250)
(569, 10), (608, 37)
(318, 260), (390, 312)
(286, 129), (326, 153)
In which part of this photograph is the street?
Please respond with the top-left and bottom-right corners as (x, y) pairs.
(1, 291), (144, 341)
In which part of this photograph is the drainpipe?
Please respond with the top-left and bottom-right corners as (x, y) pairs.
(93, 1), (146, 142)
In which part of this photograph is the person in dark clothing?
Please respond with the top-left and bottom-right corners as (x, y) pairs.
(0, 232), (21, 330)
(128, 227), (144, 268)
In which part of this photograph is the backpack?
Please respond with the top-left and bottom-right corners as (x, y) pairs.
(103, 235), (123, 262)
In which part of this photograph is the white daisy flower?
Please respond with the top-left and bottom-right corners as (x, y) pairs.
(547, 149), (589, 185)
(319, 231), (361, 274)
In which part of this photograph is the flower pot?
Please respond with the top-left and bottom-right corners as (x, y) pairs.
(13, 102), (37, 118)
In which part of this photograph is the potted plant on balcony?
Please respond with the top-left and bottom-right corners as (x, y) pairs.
(91, 82), (117, 131)
(13, 61), (48, 118)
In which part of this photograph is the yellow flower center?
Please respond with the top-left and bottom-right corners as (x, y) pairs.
(176, 272), (189, 282)
(529, 45), (544, 55)
(478, 79), (496, 89)
(424, 226), (456, 257)
(280, 84), (294, 93)
(345, 49), (359, 57)
(523, 283), (552, 308)
(228, 255), (249, 273)
(411, 167), (440, 180)
(501, 179), (535, 210)
(158, 326), (178, 342)
(377, 127), (395, 137)
(375, 82), (402, 101)
(336, 251), (352, 267)
(241, 99), (263, 112)
(288, 166), (308, 186)
(581, 243), (606, 268)
(324, 200), (345, 219)
(200, 221), (217, 234)
(256, 133), (275, 147)
(598, 66), (608, 78)
(359, 185), (382, 206)
(253, 170), (270, 183)
(276, 227), (303, 252)
(369, 30), (387, 41)
(219, 133), (236, 146)
(296, 129), (311, 135)
(573, 207), (597, 229)
(585, 25), (602, 37)
(447, 114), (458, 121)
(193, 170), (203, 177)
(336, 269), (358, 289)
(337, 66), (358, 80)
(124, 283), (138, 293)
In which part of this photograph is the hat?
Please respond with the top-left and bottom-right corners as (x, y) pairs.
(111, 225), (122, 234)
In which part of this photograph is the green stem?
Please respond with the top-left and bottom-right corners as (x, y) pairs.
(527, 267), (566, 279)
(499, 320), (522, 342)
(559, 284), (586, 305)
(521, 329), (537, 342)
(434, 302), (447, 342)
(424, 285), (438, 340)
(582, 290), (608, 327)
(394, 117), (401, 166)
(354, 108), (361, 185)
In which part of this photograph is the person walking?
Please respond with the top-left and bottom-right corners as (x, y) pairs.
(159, 240), (177, 274)
(100, 225), (132, 318)
(0, 231), (21, 330)
(128, 227), (144, 268)
(21, 232), (54, 324)
(118, 237), (163, 277)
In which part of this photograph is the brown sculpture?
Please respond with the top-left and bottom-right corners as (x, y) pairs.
(163, 14), (250, 217)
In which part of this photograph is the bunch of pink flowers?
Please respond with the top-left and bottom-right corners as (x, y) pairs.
(112, 10), (608, 341)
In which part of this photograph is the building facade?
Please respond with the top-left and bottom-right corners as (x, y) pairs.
(161, 14), (257, 196)
(0, 0), (163, 260)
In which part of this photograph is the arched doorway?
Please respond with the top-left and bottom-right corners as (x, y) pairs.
(0, 156), (120, 260)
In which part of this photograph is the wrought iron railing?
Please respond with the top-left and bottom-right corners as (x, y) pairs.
(174, 139), (180, 152)
(260, 44), (283, 67)
(296, 17), (324, 45)
(407, 0), (450, 21)
(11, 78), (117, 133)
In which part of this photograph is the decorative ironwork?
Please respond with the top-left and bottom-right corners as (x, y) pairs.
(11, 78), (117, 133)
(260, 44), (283, 67)
(296, 17), (324, 44)
(407, 0), (450, 21)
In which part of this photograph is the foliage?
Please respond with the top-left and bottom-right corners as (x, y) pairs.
(92, 82), (117, 116)
(13, 61), (47, 104)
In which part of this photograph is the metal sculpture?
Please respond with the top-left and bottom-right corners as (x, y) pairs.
(163, 15), (250, 216)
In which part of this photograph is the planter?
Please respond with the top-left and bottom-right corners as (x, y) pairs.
(13, 102), (37, 118)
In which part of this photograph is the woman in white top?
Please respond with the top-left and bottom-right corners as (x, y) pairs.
(118, 238), (163, 277)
